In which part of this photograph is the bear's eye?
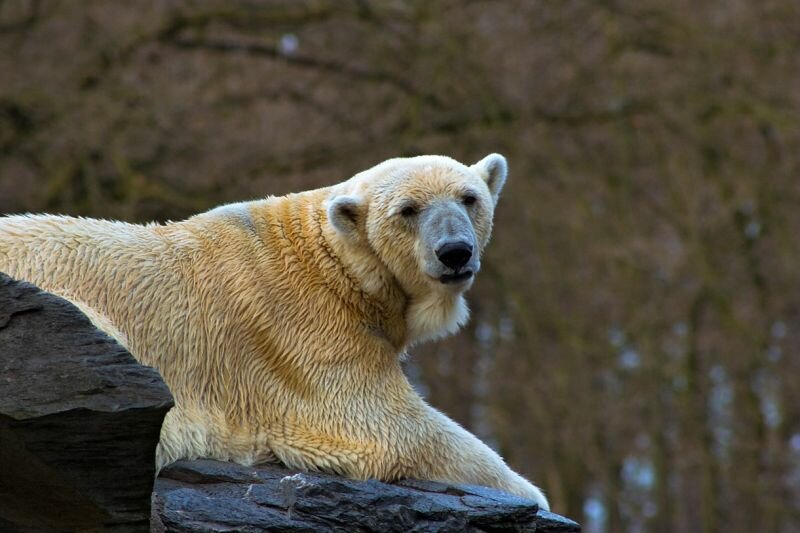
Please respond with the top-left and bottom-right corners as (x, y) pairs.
(400, 204), (418, 217)
(462, 194), (477, 206)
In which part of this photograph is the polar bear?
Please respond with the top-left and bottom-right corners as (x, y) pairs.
(0, 154), (548, 509)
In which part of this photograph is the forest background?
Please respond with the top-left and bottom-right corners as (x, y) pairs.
(1, 1), (798, 531)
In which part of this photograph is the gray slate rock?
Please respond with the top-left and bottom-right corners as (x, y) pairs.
(153, 460), (581, 532)
(0, 273), (174, 532)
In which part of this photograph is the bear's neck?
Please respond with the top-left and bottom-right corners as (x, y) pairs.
(270, 190), (409, 351)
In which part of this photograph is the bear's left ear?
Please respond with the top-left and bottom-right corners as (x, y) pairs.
(471, 153), (508, 205)
(327, 195), (365, 239)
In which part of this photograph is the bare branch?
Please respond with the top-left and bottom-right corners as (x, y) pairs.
(162, 34), (446, 109)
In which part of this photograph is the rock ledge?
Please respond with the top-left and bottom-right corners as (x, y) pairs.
(0, 273), (173, 531)
(153, 460), (580, 532)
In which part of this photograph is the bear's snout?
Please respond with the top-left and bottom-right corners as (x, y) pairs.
(436, 241), (473, 270)
(417, 200), (480, 287)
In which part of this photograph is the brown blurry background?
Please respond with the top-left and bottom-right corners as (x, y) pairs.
(1, 1), (799, 531)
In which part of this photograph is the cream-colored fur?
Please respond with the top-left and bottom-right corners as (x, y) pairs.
(0, 154), (548, 509)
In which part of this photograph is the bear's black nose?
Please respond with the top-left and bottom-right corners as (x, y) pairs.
(436, 241), (473, 270)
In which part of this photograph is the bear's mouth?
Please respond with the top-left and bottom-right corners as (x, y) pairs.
(439, 270), (474, 284)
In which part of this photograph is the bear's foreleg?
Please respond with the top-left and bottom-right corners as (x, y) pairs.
(415, 406), (550, 510)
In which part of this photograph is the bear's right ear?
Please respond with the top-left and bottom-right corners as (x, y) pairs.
(471, 153), (508, 205)
(327, 195), (364, 239)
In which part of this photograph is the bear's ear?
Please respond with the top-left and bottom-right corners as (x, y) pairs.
(327, 195), (364, 239)
(471, 153), (508, 205)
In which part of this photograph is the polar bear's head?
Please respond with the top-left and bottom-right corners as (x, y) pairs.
(326, 154), (507, 342)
